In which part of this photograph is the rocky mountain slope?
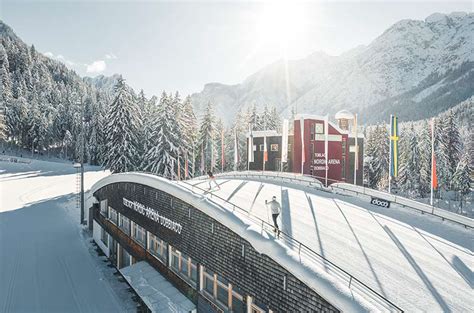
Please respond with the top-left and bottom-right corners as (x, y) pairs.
(191, 12), (473, 125)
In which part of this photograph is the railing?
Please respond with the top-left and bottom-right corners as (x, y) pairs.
(211, 171), (473, 229)
(329, 183), (474, 229)
(176, 179), (403, 312)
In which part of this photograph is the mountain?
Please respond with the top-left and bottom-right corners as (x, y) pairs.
(191, 12), (474, 125)
(83, 74), (121, 94)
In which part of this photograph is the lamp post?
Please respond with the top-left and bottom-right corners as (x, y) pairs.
(79, 97), (91, 225)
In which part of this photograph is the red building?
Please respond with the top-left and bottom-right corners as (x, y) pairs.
(246, 111), (364, 186)
(292, 112), (364, 185)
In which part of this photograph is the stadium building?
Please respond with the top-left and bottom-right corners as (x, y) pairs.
(88, 174), (343, 313)
(247, 111), (364, 185)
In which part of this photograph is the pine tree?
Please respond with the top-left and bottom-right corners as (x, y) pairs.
(452, 150), (471, 212)
(103, 77), (141, 173)
(364, 125), (389, 189)
(417, 121), (432, 197)
(179, 95), (198, 176)
(197, 102), (217, 174)
(143, 91), (181, 178)
(399, 125), (421, 196)
(438, 111), (462, 190)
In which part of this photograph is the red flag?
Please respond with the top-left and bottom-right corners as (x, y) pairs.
(221, 129), (225, 172)
(432, 153), (438, 189)
(185, 153), (189, 179)
(177, 153), (181, 181)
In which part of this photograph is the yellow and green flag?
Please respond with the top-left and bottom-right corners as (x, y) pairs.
(390, 115), (399, 177)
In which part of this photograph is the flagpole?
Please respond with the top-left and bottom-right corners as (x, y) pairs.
(430, 118), (435, 206)
(263, 135), (266, 172)
(300, 117), (305, 175)
(221, 128), (224, 173)
(353, 113), (358, 185)
(325, 115), (329, 187)
(388, 114), (393, 193)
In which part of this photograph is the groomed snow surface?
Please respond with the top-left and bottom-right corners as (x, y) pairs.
(186, 177), (473, 313)
(0, 157), (137, 313)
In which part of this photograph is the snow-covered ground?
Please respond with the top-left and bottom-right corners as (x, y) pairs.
(187, 177), (473, 312)
(0, 157), (136, 313)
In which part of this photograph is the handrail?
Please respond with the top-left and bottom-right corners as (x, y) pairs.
(177, 179), (404, 312)
(215, 171), (473, 229)
(329, 184), (473, 229)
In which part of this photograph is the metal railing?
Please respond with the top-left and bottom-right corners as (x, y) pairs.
(328, 184), (474, 229)
(176, 178), (403, 312)
(213, 171), (473, 229)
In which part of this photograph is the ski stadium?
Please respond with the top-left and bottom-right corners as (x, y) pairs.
(88, 171), (473, 313)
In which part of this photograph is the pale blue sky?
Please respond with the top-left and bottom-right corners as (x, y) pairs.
(1, 1), (471, 97)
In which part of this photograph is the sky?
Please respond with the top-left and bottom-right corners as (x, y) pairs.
(1, 0), (471, 97)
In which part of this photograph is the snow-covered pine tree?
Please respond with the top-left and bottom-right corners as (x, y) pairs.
(399, 124), (421, 196)
(143, 91), (181, 178)
(137, 89), (154, 168)
(179, 95), (198, 176)
(438, 110), (462, 190)
(197, 102), (217, 174)
(103, 76), (141, 173)
(452, 149), (471, 212)
(231, 108), (249, 170)
(268, 105), (282, 131)
(417, 121), (432, 197)
(364, 124), (389, 189)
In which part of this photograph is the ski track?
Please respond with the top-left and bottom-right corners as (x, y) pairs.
(188, 178), (473, 312)
(0, 159), (133, 313)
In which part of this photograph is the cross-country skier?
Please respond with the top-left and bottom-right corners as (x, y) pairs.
(207, 170), (220, 190)
(265, 196), (281, 235)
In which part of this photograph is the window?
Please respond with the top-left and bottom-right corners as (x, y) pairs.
(101, 227), (108, 247)
(315, 123), (324, 134)
(119, 214), (130, 235)
(132, 223), (146, 247)
(251, 305), (265, 313)
(170, 246), (198, 287)
(100, 199), (108, 216)
(148, 233), (166, 263)
(120, 246), (131, 269)
(201, 266), (243, 312)
(259, 144), (264, 151)
(310, 123), (315, 140)
(109, 207), (118, 225)
(270, 144), (278, 152)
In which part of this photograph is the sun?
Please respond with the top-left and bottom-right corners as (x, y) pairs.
(255, 1), (308, 55)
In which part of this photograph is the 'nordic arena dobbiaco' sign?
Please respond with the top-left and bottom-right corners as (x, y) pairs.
(123, 197), (183, 234)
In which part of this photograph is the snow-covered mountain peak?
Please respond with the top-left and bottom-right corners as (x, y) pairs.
(191, 12), (473, 125)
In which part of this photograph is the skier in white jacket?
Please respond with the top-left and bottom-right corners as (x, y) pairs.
(265, 196), (281, 233)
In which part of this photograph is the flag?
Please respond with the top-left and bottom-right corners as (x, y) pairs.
(234, 130), (239, 170)
(200, 145), (205, 174)
(431, 119), (438, 190)
(324, 115), (329, 185)
(221, 128), (225, 172)
(248, 124), (254, 163)
(353, 114), (358, 171)
(281, 119), (289, 163)
(389, 115), (399, 177)
(177, 153), (181, 181)
(185, 153), (189, 179)
(263, 135), (268, 163)
(300, 117), (305, 173)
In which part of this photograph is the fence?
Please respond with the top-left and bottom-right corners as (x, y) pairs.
(329, 183), (474, 229)
(211, 171), (473, 229)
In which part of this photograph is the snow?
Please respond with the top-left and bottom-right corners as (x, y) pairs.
(0, 157), (137, 312)
(187, 176), (473, 312)
(120, 261), (196, 313)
